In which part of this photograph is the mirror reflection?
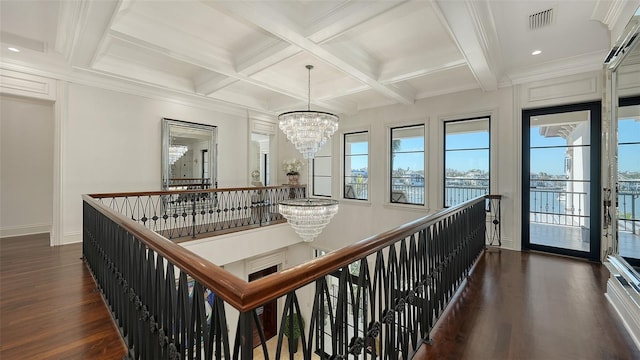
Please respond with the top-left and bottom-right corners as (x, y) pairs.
(162, 118), (217, 190)
(609, 6), (640, 263)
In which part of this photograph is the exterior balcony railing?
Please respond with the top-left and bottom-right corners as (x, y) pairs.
(619, 180), (640, 236)
(445, 177), (489, 207)
(529, 188), (588, 227)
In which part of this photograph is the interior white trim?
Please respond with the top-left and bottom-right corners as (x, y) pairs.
(52, 80), (66, 246)
(519, 71), (602, 109)
(0, 224), (51, 238)
(606, 276), (640, 351)
(0, 62), (259, 118)
(246, 251), (285, 275)
(63, 231), (82, 245)
(0, 68), (57, 101)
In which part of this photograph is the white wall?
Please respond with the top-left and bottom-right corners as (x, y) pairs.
(62, 83), (249, 244)
(309, 86), (517, 250)
(1, 95), (54, 237)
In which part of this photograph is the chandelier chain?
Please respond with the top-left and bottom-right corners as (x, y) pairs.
(306, 64), (312, 111)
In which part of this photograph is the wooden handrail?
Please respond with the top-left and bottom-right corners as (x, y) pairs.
(83, 194), (248, 308)
(84, 192), (488, 312)
(88, 184), (306, 199)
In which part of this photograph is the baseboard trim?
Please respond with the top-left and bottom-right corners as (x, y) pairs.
(62, 231), (82, 245)
(487, 236), (515, 251)
(606, 278), (640, 351)
(0, 224), (51, 238)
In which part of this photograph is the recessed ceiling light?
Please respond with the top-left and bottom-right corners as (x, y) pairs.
(531, 50), (542, 56)
(8, 47), (20, 52)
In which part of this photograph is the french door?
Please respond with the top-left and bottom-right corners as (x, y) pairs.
(522, 102), (601, 260)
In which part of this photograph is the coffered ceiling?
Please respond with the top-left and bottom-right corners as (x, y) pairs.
(1, 0), (637, 117)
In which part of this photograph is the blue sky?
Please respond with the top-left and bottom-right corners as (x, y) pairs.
(346, 119), (639, 175)
(530, 118), (639, 175)
(619, 118), (640, 174)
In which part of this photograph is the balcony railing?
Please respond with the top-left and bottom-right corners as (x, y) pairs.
(620, 180), (640, 236)
(166, 178), (212, 190)
(89, 185), (306, 241)
(83, 191), (490, 360)
(529, 188), (588, 227)
(445, 177), (489, 207)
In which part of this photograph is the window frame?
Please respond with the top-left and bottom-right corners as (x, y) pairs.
(389, 124), (426, 206)
(312, 139), (333, 198)
(343, 130), (370, 201)
(443, 115), (491, 208)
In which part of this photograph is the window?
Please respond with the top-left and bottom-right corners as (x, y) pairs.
(444, 117), (490, 207)
(312, 139), (332, 197)
(618, 97), (640, 261)
(390, 125), (425, 205)
(344, 132), (369, 200)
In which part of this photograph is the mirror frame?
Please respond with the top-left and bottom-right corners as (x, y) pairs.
(604, 8), (640, 257)
(161, 118), (217, 190)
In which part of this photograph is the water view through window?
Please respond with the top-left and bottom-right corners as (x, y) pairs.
(344, 132), (368, 200)
(444, 117), (490, 207)
(618, 103), (640, 261)
(528, 109), (593, 252)
(391, 125), (425, 205)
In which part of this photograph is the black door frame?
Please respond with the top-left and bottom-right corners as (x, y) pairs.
(522, 101), (601, 261)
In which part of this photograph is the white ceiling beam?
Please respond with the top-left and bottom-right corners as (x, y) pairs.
(110, 10), (235, 70)
(234, 1), (405, 77)
(54, 0), (89, 59)
(68, 0), (122, 68)
(107, 30), (355, 112)
(432, 0), (501, 92)
(108, 21), (354, 113)
(208, 1), (415, 105)
(235, 41), (300, 76)
(379, 58), (468, 84)
(306, 1), (407, 43)
(193, 72), (239, 95)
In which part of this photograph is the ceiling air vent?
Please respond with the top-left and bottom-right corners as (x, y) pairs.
(529, 8), (553, 30)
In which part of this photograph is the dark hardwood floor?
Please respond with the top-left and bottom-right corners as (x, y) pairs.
(415, 248), (639, 360)
(1, 234), (637, 359)
(0, 233), (127, 360)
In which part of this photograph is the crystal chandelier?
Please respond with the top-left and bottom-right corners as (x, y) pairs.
(278, 65), (339, 159)
(279, 198), (339, 242)
(169, 144), (189, 164)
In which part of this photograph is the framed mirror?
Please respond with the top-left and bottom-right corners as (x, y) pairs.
(606, 7), (640, 262)
(162, 118), (217, 190)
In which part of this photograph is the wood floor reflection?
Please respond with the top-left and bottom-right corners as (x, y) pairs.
(0, 233), (127, 360)
(414, 248), (639, 360)
(1, 235), (637, 360)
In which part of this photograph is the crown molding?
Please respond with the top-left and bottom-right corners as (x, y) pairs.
(0, 60), (272, 118)
(592, 0), (640, 44)
(499, 50), (608, 87)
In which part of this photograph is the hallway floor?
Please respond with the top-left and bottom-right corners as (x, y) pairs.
(1, 234), (637, 359)
(415, 248), (639, 359)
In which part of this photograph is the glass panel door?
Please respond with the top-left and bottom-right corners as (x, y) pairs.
(522, 102), (601, 260)
(618, 97), (640, 264)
